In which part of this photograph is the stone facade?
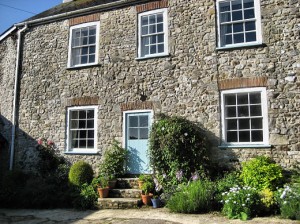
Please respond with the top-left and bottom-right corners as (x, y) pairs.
(0, 0), (299, 172)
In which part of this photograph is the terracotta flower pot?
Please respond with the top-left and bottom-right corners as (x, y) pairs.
(141, 194), (152, 205)
(97, 187), (109, 198)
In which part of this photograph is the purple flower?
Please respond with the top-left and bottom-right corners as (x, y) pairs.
(153, 177), (162, 192)
(191, 171), (199, 181)
(176, 170), (183, 181)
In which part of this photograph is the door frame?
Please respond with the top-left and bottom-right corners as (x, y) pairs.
(122, 109), (154, 174)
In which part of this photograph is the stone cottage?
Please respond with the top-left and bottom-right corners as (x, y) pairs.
(0, 0), (299, 174)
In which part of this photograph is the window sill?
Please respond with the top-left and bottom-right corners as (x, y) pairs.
(67, 63), (101, 70)
(64, 151), (99, 155)
(135, 53), (170, 61)
(218, 144), (272, 149)
(216, 43), (266, 51)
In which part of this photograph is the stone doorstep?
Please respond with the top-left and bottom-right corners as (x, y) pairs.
(109, 188), (142, 198)
(116, 178), (139, 189)
(98, 198), (141, 209)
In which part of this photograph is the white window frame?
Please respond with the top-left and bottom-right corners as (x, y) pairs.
(216, 0), (262, 49)
(137, 8), (169, 59)
(221, 87), (269, 146)
(66, 106), (98, 154)
(67, 22), (100, 68)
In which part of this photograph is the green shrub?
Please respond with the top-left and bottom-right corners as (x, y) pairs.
(214, 171), (241, 210)
(149, 115), (211, 193)
(98, 140), (127, 179)
(258, 188), (277, 215)
(72, 183), (98, 210)
(221, 186), (260, 220)
(69, 161), (94, 187)
(240, 156), (283, 191)
(276, 183), (300, 220)
(167, 180), (214, 213)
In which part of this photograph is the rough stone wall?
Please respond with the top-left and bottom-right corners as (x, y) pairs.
(0, 0), (297, 172)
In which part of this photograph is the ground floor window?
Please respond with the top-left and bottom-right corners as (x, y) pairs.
(221, 87), (269, 146)
(66, 106), (98, 153)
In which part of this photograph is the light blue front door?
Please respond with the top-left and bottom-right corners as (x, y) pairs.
(125, 112), (152, 174)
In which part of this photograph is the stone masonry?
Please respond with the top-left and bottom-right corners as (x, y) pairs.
(0, 0), (299, 172)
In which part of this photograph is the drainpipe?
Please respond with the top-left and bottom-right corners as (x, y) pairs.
(9, 24), (28, 170)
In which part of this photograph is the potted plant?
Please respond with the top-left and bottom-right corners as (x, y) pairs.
(138, 174), (152, 189)
(92, 176), (109, 198)
(151, 195), (161, 208)
(141, 178), (154, 205)
(98, 140), (127, 188)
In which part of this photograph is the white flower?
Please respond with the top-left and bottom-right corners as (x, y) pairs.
(242, 204), (245, 207)
(161, 127), (165, 131)
(246, 198), (250, 201)
(234, 201), (237, 204)
(283, 201), (287, 205)
(225, 200), (229, 203)
(184, 132), (188, 136)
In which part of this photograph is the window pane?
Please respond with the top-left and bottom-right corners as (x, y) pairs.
(89, 27), (96, 36)
(232, 0), (242, 10)
(71, 110), (78, 119)
(87, 120), (94, 128)
(158, 44), (164, 53)
(233, 23), (243, 32)
(79, 120), (86, 129)
(79, 111), (86, 119)
(81, 29), (88, 36)
(89, 36), (96, 44)
(239, 131), (250, 142)
(225, 95), (236, 105)
(150, 45), (156, 54)
(157, 14), (163, 23)
(140, 128), (149, 139)
(245, 21), (256, 31)
(244, 0), (254, 8)
(250, 105), (262, 116)
(237, 94), (248, 104)
(220, 2), (230, 12)
(81, 55), (88, 64)
(82, 37), (88, 45)
(71, 120), (79, 129)
(226, 107), (236, 117)
(246, 32), (256, 42)
(227, 131), (238, 142)
(142, 26), (148, 35)
(239, 119), (250, 129)
(232, 11), (243, 21)
(244, 9), (255, 19)
(225, 35), (233, 45)
(71, 130), (79, 139)
(87, 140), (94, 148)
(129, 128), (138, 140)
(223, 24), (232, 34)
(73, 38), (80, 47)
(227, 119), (237, 130)
(238, 106), (249, 117)
(234, 33), (244, 43)
(149, 25), (156, 34)
(150, 35), (157, 44)
(157, 34), (164, 43)
(89, 46), (96, 54)
(141, 16), (148, 26)
(80, 130), (87, 138)
(79, 140), (86, 148)
(252, 130), (263, 142)
(220, 12), (231, 22)
(74, 30), (80, 38)
(141, 45), (149, 57)
(129, 116), (138, 127)
(71, 137), (78, 148)
(251, 118), (263, 129)
(82, 47), (88, 55)
(157, 23), (163, 32)
(149, 15), (156, 24)
(89, 55), (95, 63)
(88, 130), (94, 138)
(140, 116), (148, 127)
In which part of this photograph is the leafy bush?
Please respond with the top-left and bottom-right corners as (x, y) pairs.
(258, 188), (277, 215)
(276, 183), (300, 220)
(91, 175), (109, 189)
(167, 180), (214, 213)
(72, 183), (98, 210)
(240, 156), (283, 191)
(98, 140), (127, 179)
(69, 161), (94, 187)
(149, 115), (210, 193)
(214, 171), (241, 210)
(221, 186), (260, 220)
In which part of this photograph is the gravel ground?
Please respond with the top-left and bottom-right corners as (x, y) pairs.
(0, 208), (299, 224)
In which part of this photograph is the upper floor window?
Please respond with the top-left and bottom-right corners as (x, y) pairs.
(217, 0), (262, 48)
(221, 87), (269, 146)
(68, 22), (100, 68)
(138, 8), (168, 59)
(66, 106), (98, 154)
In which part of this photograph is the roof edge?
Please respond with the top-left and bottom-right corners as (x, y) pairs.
(0, 26), (17, 42)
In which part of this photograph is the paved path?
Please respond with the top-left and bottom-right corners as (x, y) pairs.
(0, 208), (299, 224)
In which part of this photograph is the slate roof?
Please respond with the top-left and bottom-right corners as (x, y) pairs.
(25, 0), (149, 22)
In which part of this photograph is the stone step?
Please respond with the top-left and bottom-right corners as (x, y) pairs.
(109, 188), (142, 198)
(116, 178), (140, 189)
(98, 198), (142, 209)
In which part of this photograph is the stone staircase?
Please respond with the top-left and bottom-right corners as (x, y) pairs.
(97, 178), (143, 209)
